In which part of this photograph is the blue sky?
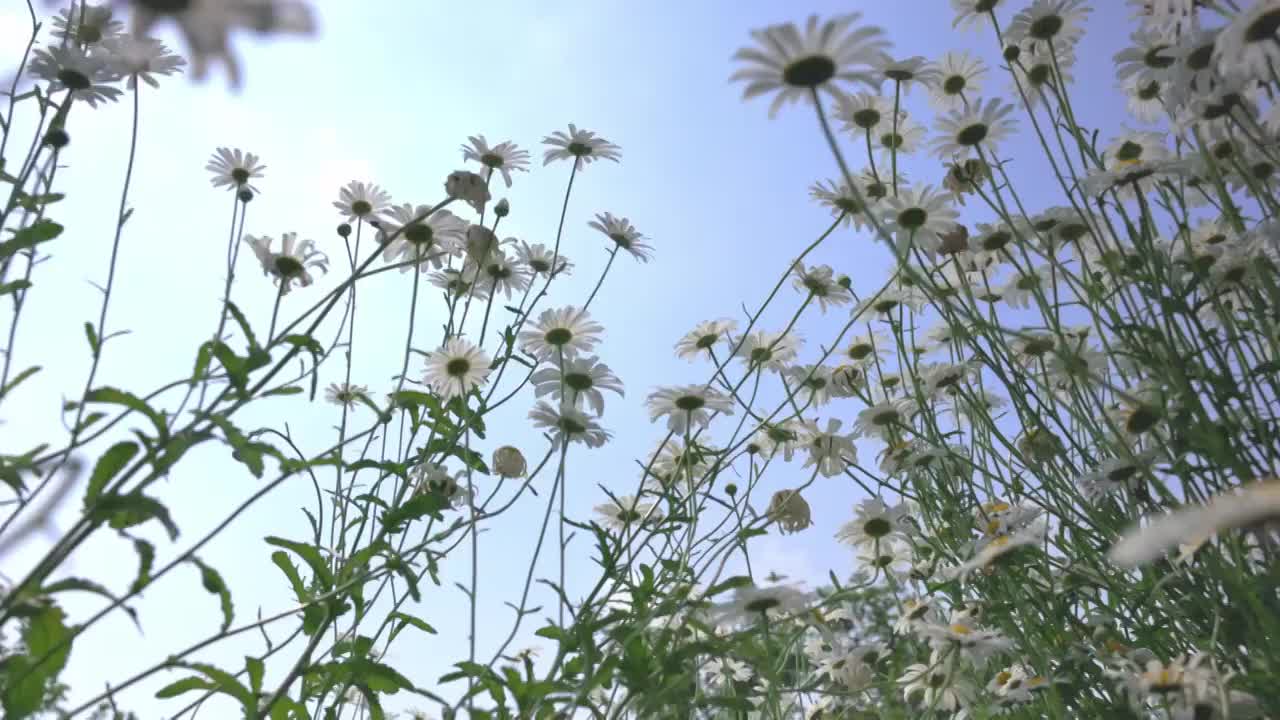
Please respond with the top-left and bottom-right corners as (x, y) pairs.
(0, 1), (1138, 716)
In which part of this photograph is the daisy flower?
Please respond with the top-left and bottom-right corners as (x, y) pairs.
(766, 489), (813, 534)
(377, 204), (467, 272)
(730, 13), (889, 118)
(712, 583), (811, 626)
(1007, 0), (1091, 48)
(1214, 1), (1280, 83)
(952, 0), (1005, 31)
(28, 45), (122, 108)
(900, 652), (975, 714)
(206, 147), (265, 192)
(528, 401), (611, 447)
(843, 330), (887, 364)
(100, 35), (186, 89)
(530, 354), (624, 416)
(126, 0), (316, 88)
(1165, 28), (1220, 109)
(750, 419), (803, 461)
(791, 262), (852, 311)
(785, 364), (835, 407)
(857, 539), (913, 579)
(733, 329), (802, 371)
(519, 306), (604, 360)
(1113, 27), (1178, 87)
(919, 616), (1013, 659)
(541, 124), (621, 167)
(53, 2), (123, 45)
(517, 241), (572, 278)
(1109, 479), (1280, 567)
(931, 97), (1017, 159)
(243, 232), (327, 294)
(883, 184), (961, 255)
(423, 338), (492, 401)
(809, 176), (881, 229)
(460, 135), (530, 187)
(594, 494), (661, 531)
(952, 519), (1048, 579)
(702, 657), (752, 688)
(471, 250), (531, 300)
(801, 418), (856, 477)
(1009, 41), (1074, 105)
(324, 382), (368, 409)
(836, 91), (898, 134)
(333, 181), (391, 222)
(444, 170), (490, 215)
(894, 597), (940, 634)
(646, 384), (734, 433)
(872, 54), (940, 94)
(413, 463), (470, 509)
(854, 398), (915, 439)
(836, 496), (911, 548)
(490, 446), (527, 479)
(674, 318), (737, 361)
(931, 50), (986, 110)
(588, 212), (653, 262)
(871, 112), (927, 160)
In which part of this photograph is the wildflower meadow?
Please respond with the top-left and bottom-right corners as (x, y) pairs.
(2, 0), (1279, 718)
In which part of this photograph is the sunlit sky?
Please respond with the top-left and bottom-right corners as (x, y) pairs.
(0, 1), (1135, 716)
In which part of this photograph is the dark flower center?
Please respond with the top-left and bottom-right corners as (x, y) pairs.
(1187, 43), (1214, 71)
(695, 333), (718, 349)
(1136, 81), (1160, 101)
(834, 196), (862, 213)
(231, 167), (251, 184)
(982, 230), (1011, 250)
(446, 358), (471, 377)
(783, 55), (836, 87)
(559, 417), (586, 435)
(135, 0), (193, 11)
(957, 123), (988, 146)
(848, 343), (873, 360)
(744, 596), (781, 613)
(943, 75), (966, 95)
(1125, 405), (1160, 434)
(1029, 14), (1064, 39)
(274, 256), (303, 278)
(852, 108), (881, 128)
(675, 395), (705, 412)
(975, 0), (998, 10)
(481, 152), (504, 168)
(567, 142), (592, 156)
(1027, 64), (1052, 85)
(608, 232), (632, 249)
(58, 69), (91, 91)
(864, 517), (892, 537)
(1245, 10), (1280, 43)
(750, 348), (773, 363)
(1115, 141), (1144, 163)
(898, 207), (927, 229)
(885, 68), (915, 82)
(1143, 45), (1174, 69)
(351, 200), (372, 216)
(873, 409), (900, 425)
(880, 132), (906, 149)
(565, 373), (593, 391)
(544, 327), (572, 346)
(405, 224), (433, 245)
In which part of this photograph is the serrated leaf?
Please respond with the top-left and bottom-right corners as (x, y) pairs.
(130, 539), (156, 594)
(191, 557), (234, 632)
(271, 550), (309, 602)
(0, 219), (62, 259)
(84, 441), (138, 509)
(381, 493), (447, 533)
(94, 493), (179, 539)
(265, 536), (334, 590)
(0, 365), (40, 402)
(85, 386), (168, 440)
(0, 279), (31, 296)
(387, 612), (436, 644)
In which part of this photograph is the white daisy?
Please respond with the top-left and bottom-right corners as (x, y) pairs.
(873, 54), (940, 94)
(951, 0), (1005, 31)
(900, 651), (975, 714)
(712, 583), (811, 626)
(836, 91), (899, 134)
(702, 657), (752, 687)
(471, 250), (531, 300)
(324, 382), (367, 409)
(333, 181), (391, 222)
(931, 97), (1017, 158)
(53, 2), (123, 45)
(377, 204), (467, 272)
(854, 398), (915, 439)
(517, 241), (572, 278)
(785, 364), (835, 408)
(872, 111), (928, 160)
(530, 354), (624, 416)
(1114, 26), (1178, 87)
(883, 184), (961, 254)
(733, 329), (802, 371)
(801, 418), (856, 477)
(1007, 0), (1091, 48)
(646, 384), (734, 434)
(588, 212), (653, 262)
(422, 338), (492, 402)
(100, 35), (185, 89)
(790, 262), (852, 311)
(809, 176), (880, 229)
(857, 539), (914, 579)
(836, 496), (911, 548)
(206, 147), (265, 192)
(28, 44), (122, 108)
(1214, 1), (1280, 84)
(730, 13), (889, 118)
(528, 401), (611, 447)
(594, 494), (661, 531)
(674, 318), (737, 361)
(750, 419), (803, 461)
(541, 124), (621, 167)
(460, 135), (530, 187)
(243, 232), (327, 294)
(519, 306), (604, 360)
(931, 50), (986, 110)
(1109, 480), (1280, 567)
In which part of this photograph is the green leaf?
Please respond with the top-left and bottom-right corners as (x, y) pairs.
(271, 551), (309, 602)
(265, 536), (334, 590)
(703, 575), (752, 597)
(84, 441), (138, 509)
(154, 676), (213, 698)
(130, 539), (156, 594)
(225, 301), (260, 350)
(2, 605), (72, 718)
(166, 662), (255, 714)
(245, 656), (265, 697)
(381, 493), (447, 533)
(201, 413), (276, 479)
(94, 493), (179, 540)
(42, 577), (137, 626)
(0, 365), (40, 402)
(0, 219), (62, 259)
(0, 279), (31, 296)
(83, 322), (100, 355)
(191, 557), (234, 632)
(388, 612), (436, 644)
(85, 386), (168, 440)
(265, 385), (304, 396)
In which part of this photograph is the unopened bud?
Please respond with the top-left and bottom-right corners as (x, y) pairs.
(495, 198), (510, 217)
(238, 188), (254, 203)
(337, 223), (352, 238)
(491, 445), (527, 479)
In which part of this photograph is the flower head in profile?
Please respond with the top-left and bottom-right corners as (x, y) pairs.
(1007, 0), (1092, 49)
(53, 2), (124, 45)
(444, 170), (491, 214)
(529, 401), (612, 447)
(952, 0), (1006, 31)
(460, 135), (530, 187)
(519, 306), (604, 360)
(767, 488), (813, 534)
(530, 354), (624, 416)
(126, 0), (317, 88)
(206, 147), (266, 192)
(243, 232), (327, 294)
(1214, 2), (1280, 83)
(324, 382), (368, 409)
(872, 54), (941, 94)
(730, 13), (889, 117)
(1109, 479), (1280, 567)
(733, 329), (803, 371)
(333, 181), (391, 223)
(802, 418), (856, 477)
(588, 212), (653, 262)
(883, 184), (961, 255)
(489, 446), (527, 479)
(542, 124), (621, 168)
(594, 494), (662, 531)
(28, 45), (122, 108)
(809, 176), (880, 229)
(100, 35), (186, 89)
(713, 582), (811, 626)
(791, 262), (852, 312)
(646, 384), (734, 433)
(674, 318), (738, 361)
(377, 204), (466, 272)
(517, 242), (572, 278)
(422, 338), (492, 402)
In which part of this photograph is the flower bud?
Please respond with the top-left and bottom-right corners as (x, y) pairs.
(43, 127), (70, 149)
(495, 198), (510, 217)
(337, 222), (352, 238)
(767, 489), (813, 534)
(238, 188), (254, 203)
(724, 482), (738, 496)
(445, 170), (490, 214)
(491, 445), (527, 479)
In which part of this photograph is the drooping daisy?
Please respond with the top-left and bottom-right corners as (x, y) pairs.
(854, 398), (915, 439)
(882, 184), (961, 255)
(377, 204), (467, 272)
(952, 519), (1048, 579)
(528, 401), (611, 448)
(206, 147), (265, 193)
(471, 250), (531, 300)
(324, 382), (368, 408)
(932, 97), (1017, 158)
(491, 446), (527, 479)
(444, 170), (491, 215)
(100, 35), (185, 89)
(28, 45), (122, 108)
(517, 241), (572, 278)
(801, 418), (856, 477)
(785, 364), (835, 407)
(333, 181), (391, 223)
(809, 176), (880, 228)
(873, 55), (940, 94)
(674, 318), (738, 361)
(519, 306), (604, 360)
(422, 337), (492, 401)
(730, 14), (888, 118)
(588, 212), (653, 262)
(594, 494), (661, 531)
(836, 496), (911, 548)
(931, 51), (986, 110)
(712, 582), (811, 626)
(750, 419), (803, 461)
(646, 384), (734, 434)
(126, 0), (316, 88)
(1109, 479), (1280, 567)
(243, 232), (327, 294)
(460, 135), (530, 187)
(733, 329), (803, 371)
(1214, 1), (1280, 84)
(53, 2), (124, 45)
(790, 262), (853, 311)
(530, 354), (624, 416)
(541, 124), (622, 168)
(767, 489), (814, 534)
